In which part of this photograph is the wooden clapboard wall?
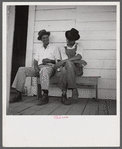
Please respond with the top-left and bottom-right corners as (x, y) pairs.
(26, 5), (116, 99)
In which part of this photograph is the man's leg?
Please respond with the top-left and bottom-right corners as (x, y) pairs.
(58, 66), (67, 92)
(65, 60), (76, 89)
(65, 61), (79, 99)
(58, 66), (71, 105)
(37, 65), (54, 105)
(11, 67), (36, 103)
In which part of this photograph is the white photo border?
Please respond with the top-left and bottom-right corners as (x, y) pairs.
(2, 2), (120, 147)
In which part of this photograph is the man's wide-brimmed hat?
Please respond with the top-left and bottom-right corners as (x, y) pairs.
(65, 28), (80, 41)
(37, 29), (50, 40)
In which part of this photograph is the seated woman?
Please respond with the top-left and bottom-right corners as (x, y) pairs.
(55, 28), (87, 105)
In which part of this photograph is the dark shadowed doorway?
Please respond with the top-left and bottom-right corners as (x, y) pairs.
(11, 6), (29, 85)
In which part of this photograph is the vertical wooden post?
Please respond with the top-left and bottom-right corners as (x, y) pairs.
(37, 78), (42, 100)
(6, 6), (15, 114)
(96, 85), (98, 102)
(25, 6), (35, 67)
(25, 6), (35, 94)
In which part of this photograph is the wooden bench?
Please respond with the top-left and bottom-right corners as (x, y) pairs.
(37, 73), (101, 101)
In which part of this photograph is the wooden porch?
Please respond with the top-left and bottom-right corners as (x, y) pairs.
(9, 96), (116, 115)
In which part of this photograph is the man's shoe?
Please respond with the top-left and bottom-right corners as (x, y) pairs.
(9, 92), (22, 103)
(61, 94), (71, 105)
(72, 88), (79, 100)
(16, 93), (22, 102)
(38, 93), (49, 105)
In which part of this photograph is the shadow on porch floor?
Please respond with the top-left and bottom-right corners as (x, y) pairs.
(9, 96), (116, 115)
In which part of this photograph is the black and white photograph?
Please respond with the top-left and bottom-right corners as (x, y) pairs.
(3, 1), (120, 147)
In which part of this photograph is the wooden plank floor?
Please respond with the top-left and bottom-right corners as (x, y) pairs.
(9, 96), (116, 115)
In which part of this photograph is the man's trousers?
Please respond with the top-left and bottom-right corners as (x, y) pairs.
(58, 60), (76, 91)
(12, 65), (54, 92)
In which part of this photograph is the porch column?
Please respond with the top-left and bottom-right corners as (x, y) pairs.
(25, 6), (36, 94)
(6, 6), (15, 114)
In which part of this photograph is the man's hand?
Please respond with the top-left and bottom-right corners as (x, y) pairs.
(35, 71), (39, 77)
(42, 58), (55, 65)
(42, 58), (50, 65)
(34, 68), (39, 77)
(74, 60), (87, 67)
(55, 61), (66, 69)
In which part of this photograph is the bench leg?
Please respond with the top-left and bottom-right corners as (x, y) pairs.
(37, 84), (42, 100)
(96, 85), (98, 101)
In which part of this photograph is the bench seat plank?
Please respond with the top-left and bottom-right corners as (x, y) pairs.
(50, 76), (101, 85)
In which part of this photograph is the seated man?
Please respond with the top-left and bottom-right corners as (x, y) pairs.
(55, 28), (87, 105)
(10, 29), (60, 105)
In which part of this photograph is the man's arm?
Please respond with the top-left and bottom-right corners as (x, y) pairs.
(67, 54), (82, 62)
(54, 44), (82, 69)
(61, 54), (82, 64)
(55, 54), (82, 68)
